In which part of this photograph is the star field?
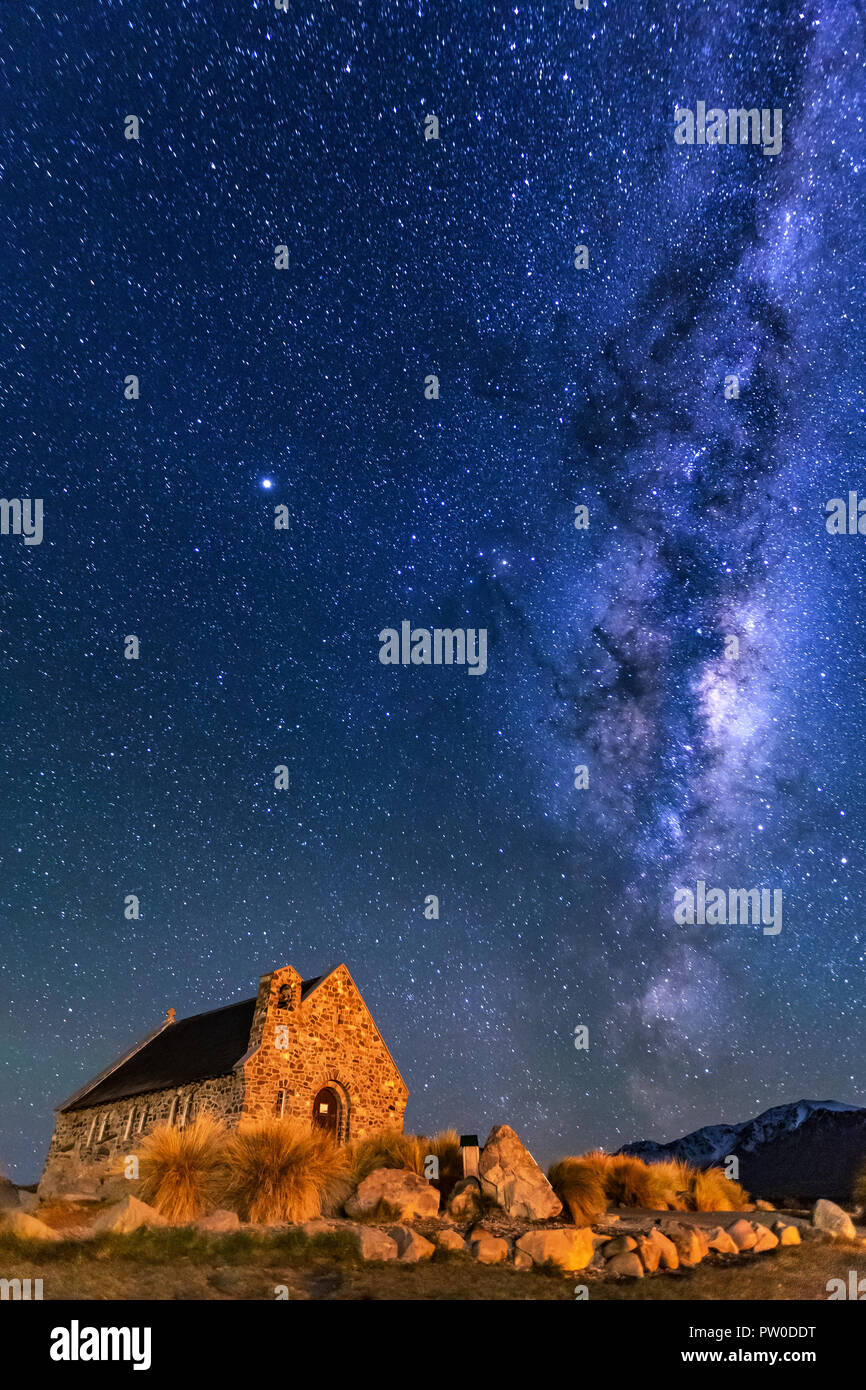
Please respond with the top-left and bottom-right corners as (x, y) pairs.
(0, 0), (864, 1180)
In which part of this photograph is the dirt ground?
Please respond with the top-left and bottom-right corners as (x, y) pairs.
(3, 1209), (865, 1300)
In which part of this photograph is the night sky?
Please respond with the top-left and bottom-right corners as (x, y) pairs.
(1, 0), (865, 1183)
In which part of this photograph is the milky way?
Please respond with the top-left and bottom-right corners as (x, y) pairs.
(0, 0), (864, 1178)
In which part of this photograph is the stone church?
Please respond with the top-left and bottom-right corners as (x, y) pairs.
(40, 963), (409, 1196)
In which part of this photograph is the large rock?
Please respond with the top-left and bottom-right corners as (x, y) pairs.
(752, 1226), (780, 1252)
(436, 1228), (468, 1253)
(345, 1168), (440, 1222)
(706, 1225), (740, 1254)
(0, 1210), (61, 1241)
(665, 1223), (706, 1266)
(515, 1227), (594, 1271)
(774, 1222), (801, 1246)
(446, 1177), (483, 1222)
(637, 1228), (682, 1271)
(606, 1251), (644, 1278)
(91, 1195), (168, 1235)
(648, 1228), (679, 1270)
(478, 1125), (562, 1221)
(727, 1219), (758, 1250)
(604, 1235), (638, 1257)
(470, 1229), (509, 1265)
(16, 1192), (39, 1213)
(636, 1233), (662, 1272)
(356, 1226), (399, 1261)
(811, 1199), (856, 1239)
(385, 1224), (435, 1263)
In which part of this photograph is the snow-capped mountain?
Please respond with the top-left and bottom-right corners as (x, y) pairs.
(618, 1100), (866, 1200)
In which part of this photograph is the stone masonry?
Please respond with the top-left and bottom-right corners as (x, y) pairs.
(39, 963), (408, 1197)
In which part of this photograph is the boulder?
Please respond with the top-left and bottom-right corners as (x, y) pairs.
(755, 1199), (776, 1211)
(436, 1228), (467, 1253)
(91, 1195), (168, 1235)
(665, 1223), (706, 1266)
(811, 1199), (856, 1240)
(195, 1209), (242, 1233)
(635, 1233), (662, 1272)
(606, 1251), (644, 1278)
(649, 1228), (680, 1270)
(345, 1168), (440, 1222)
(706, 1225), (740, 1254)
(0, 1210), (61, 1241)
(604, 1234), (638, 1257)
(752, 1226), (780, 1252)
(478, 1125), (562, 1221)
(446, 1177), (483, 1222)
(385, 1224), (435, 1263)
(515, 1227), (594, 1272)
(774, 1222), (801, 1246)
(16, 1192), (39, 1213)
(470, 1230), (509, 1265)
(356, 1226), (399, 1261)
(727, 1219), (758, 1251)
(513, 1249), (534, 1271)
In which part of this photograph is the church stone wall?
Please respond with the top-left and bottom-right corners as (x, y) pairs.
(241, 964), (408, 1141)
(39, 1072), (244, 1198)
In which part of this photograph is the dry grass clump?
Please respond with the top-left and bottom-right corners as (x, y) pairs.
(135, 1115), (227, 1222)
(347, 1130), (426, 1185)
(347, 1127), (462, 1197)
(549, 1149), (749, 1222)
(222, 1117), (351, 1224)
(423, 1129), (462, 1202)
(687, 1165), (749, 1211)
(548, 1157), (608, 1225)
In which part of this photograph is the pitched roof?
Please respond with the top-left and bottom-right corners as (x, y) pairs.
(59, 969), (402, 1112)
(61, 998), (257, 1112)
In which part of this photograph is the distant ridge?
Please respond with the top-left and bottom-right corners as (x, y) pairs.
(618, 1100), (866, 1201)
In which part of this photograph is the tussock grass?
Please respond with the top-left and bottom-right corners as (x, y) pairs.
(549, 1150), (750, 1221)
(424, 1129), (462, 1202)
(134, 1115), (226, 1222)
(347, 1127), (462, 1199)
(347, 1130), (426, 1185)
(687, 1166), (749, 1211)
(222, 1118), (351, 1224)
(548, 1157), (608, 1225)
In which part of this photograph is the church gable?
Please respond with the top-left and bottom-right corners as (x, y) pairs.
(241, 963), (408, 1140)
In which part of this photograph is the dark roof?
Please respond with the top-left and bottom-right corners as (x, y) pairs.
(62, 998), (257, 1112)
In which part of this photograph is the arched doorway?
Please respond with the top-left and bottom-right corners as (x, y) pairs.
(312, 1086), (340, 1139)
